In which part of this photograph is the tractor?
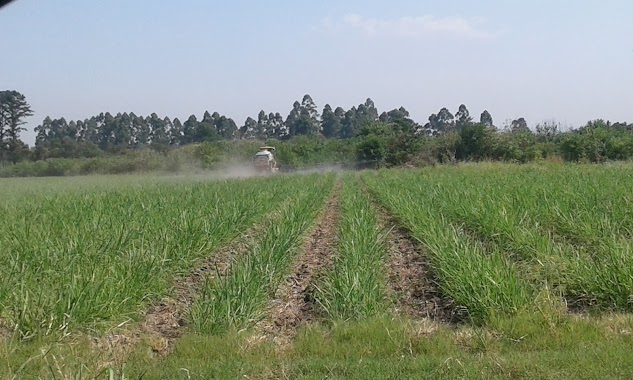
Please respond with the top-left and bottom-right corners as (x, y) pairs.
(253, 146), (279, 174)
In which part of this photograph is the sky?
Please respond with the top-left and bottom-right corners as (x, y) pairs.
(1, 0), (632, 145)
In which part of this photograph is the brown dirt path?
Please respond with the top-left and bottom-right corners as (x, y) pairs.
(255, 181), (342, 347)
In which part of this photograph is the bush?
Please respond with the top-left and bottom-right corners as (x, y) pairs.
(0, 158), (75, 177)
(457, 123), (497, 161)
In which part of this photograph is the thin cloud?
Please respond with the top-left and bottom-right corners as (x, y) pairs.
(322, 14), (496, 40)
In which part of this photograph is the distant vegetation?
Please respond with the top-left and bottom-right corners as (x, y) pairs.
(1, 90), (633, 176)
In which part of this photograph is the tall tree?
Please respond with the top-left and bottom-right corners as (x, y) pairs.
(156, 116), (173, 146)
(255, 110), (270, 139)
(285, 101), (301, 137)
(195, 111), (220, 142)
(114, 113), (132, 147)
(510, 117), (530, 133)
(380, 107), (417, 134)
(96, 113), (111, 150)
(170, 117), (183, 145)
(67, 120), (79, 140)
(239, 117), (257, 139)
(0, 90), (33, 163)
(425, 107), (455, 135)
(133, 114), (151, 147)
(34, 116), (53, 147)
(437, 107), (456, 132)
(339, 107), (358, 139)
(320, 104), (342, 138)
(480, 110), (493, 127)
(268, 112), (285, 138)
(50, 117), (69, 141)
(81, 117), (99, 145)
(334, 107), (345, 119)
(355, 98), (379, 128)
(149, 113), (169, 146)
(424, 113), (439, 135)
(216, 116), (237, 140)
(301, 95), (319, 124)
(181, 115), (198, 145)
(294, 94), (320, 136)
(455, 104), (472, 130)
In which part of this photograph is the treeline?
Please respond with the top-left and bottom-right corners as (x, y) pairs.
(29, 95), (412, 160)
(2, 90), (633, 172)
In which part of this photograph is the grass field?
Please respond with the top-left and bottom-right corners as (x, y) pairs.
(1, 164), (633, 379)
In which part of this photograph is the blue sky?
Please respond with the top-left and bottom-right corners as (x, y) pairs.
(1, 0), (631, 144)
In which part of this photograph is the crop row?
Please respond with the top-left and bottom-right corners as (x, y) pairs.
(363, 164), (633, 319)
(0, 174), (329, 338)
(3, 164), (632, 340)
(191, 174), (335, 333)
(363, 172), (531, 323)
(315, 177), (387, 320)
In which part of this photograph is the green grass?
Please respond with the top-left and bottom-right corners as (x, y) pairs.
(125, 314), (633, 379)
(315, 175), (389, 320)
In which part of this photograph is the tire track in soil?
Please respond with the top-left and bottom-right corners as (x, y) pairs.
(93, 199), (294, 365)
(254, 181), (342, 347)
(362, 184), (456, 323)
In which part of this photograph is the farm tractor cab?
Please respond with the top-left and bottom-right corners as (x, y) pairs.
(253, 146), (279, 174)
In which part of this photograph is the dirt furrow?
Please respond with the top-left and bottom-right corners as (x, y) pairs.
(93, 200), (294, 364)
(363, 185), (455, 322)
(256, 182), (341, 347)
(382, 219), (455, 321)
(140, 232), (256, 355)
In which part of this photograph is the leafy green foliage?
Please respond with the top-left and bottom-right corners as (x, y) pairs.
(456, 122), (496, 160)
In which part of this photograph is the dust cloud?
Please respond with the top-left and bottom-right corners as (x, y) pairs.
(210, 163), (348, 179)
(168, 162), (350, 182)
(292, 164), (346, 175)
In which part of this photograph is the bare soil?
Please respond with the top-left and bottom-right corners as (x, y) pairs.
(0, 320), (11, 342)
(384, 221), (455, 321)
(257, 182), (341, 346)
(369, 197), (456, 322)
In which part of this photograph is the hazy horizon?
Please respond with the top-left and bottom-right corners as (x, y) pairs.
(1, 0), (631, 146)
